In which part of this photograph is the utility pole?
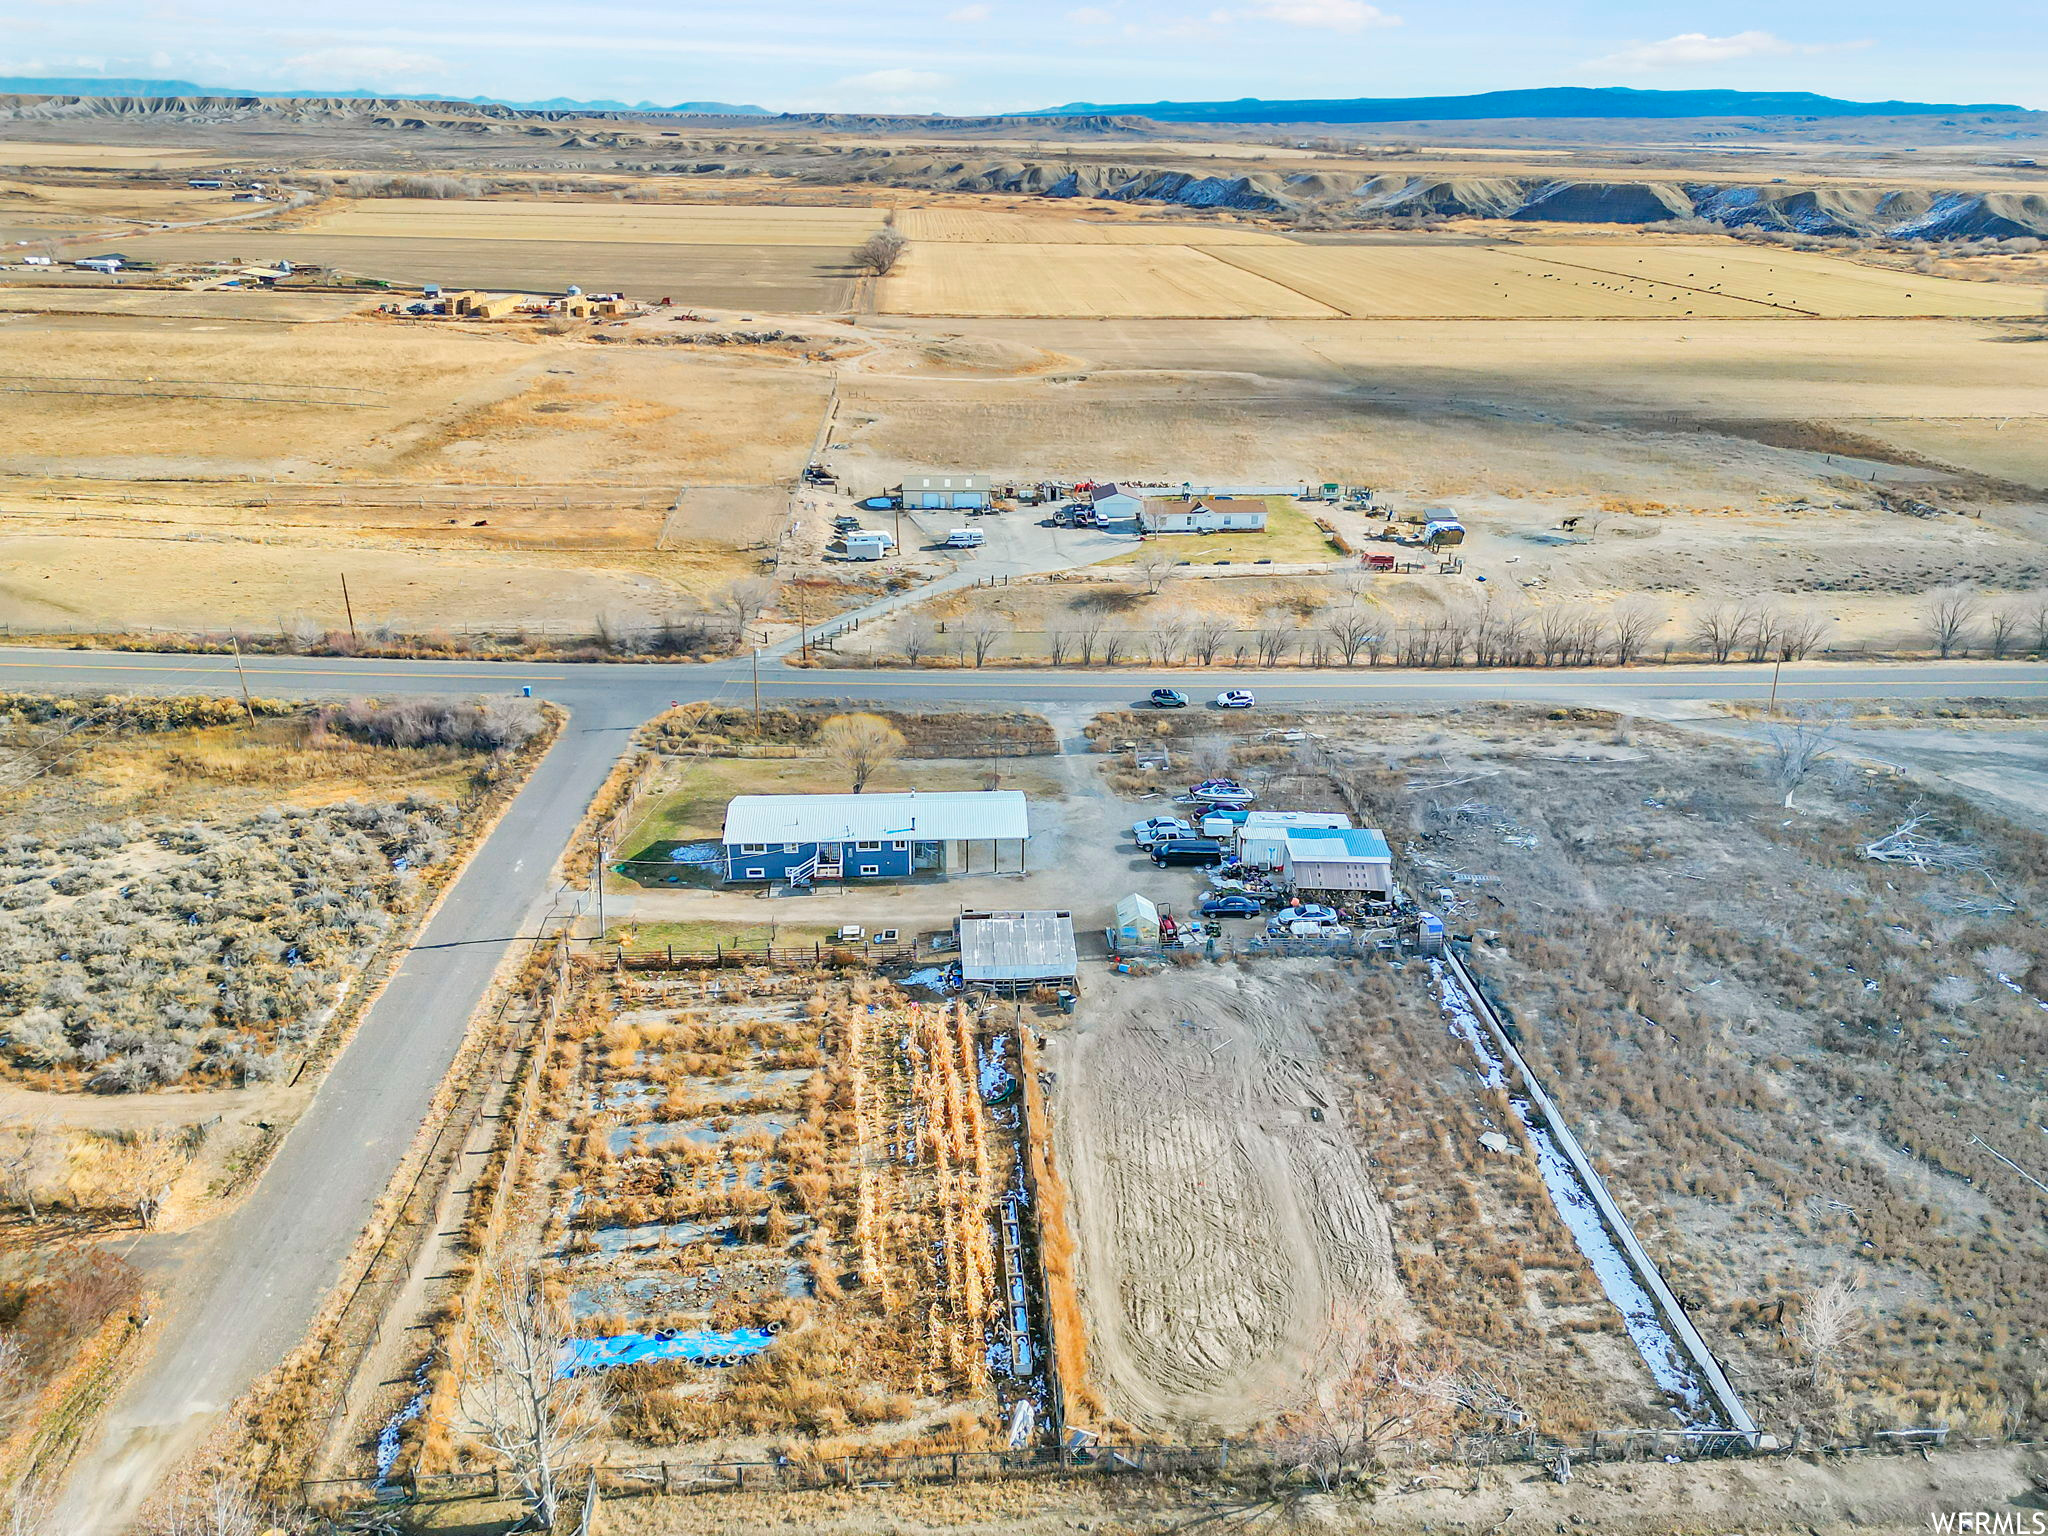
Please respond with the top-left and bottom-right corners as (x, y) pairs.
(592, 833), (607, 946)
(751, 647), (761, 731)
(229, 635), (256, 726)
(1768, 658), (1782, 718)
(340, 572), (358, 644)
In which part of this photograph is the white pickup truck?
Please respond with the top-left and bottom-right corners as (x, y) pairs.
(1132, 816), (1195, 849)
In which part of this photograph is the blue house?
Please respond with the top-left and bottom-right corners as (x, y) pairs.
(720, 790), (1031, 885)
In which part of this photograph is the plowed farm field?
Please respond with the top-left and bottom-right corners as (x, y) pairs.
(309, 198), (886, 245)
(893, 208), (1289, 245)
(883, 243), (1339, 318)
(1050, 965), (1399, 1431)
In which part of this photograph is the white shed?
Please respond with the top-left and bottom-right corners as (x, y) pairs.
(1089, 484), (1143, 526)
(1237, 810), (1353, 868)
(1281, 827), (1393, 895)
(1111, 892), (1160, 949)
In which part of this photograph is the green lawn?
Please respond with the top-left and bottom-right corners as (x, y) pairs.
(1097, 497), (1342, 568)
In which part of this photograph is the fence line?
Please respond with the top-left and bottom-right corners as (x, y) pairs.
(300, 1426), (2024, 1504)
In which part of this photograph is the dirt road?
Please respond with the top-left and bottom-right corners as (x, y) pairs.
(1050, 964), (1398, 1431)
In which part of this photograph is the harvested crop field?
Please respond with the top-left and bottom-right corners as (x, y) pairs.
(113, 231), (859, 307)
(1211, 244), (1779, 319)
(882, 244), (1339, 318)
(309, 197), (886, 245)
(1512, 244), (2040, 319)
(1049, 965), (1398, 1431)
(893, 209), (1288, 245)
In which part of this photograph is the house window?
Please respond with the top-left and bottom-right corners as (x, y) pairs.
(741, 842), (767, 855)
(891, 839), (908, 850)
(782, 842), (801, 853)
(856, 840), (882, 851)
(744, 867), (766, 879)
(859, 864), (880, 876)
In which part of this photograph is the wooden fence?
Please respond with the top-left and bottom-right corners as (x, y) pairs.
(612, 942), (920, 971)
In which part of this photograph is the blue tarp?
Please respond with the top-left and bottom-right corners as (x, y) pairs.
(558, 1327), (774, 1376)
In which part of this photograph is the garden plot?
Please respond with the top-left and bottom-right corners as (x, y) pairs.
(468, 967), (1051, 1456)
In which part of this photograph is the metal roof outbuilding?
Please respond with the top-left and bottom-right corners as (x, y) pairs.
(958, 910), (1078, 988)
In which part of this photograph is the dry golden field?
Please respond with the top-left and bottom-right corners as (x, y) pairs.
(309, 197), (886, 246)
(883, 243), (1340, 318)
(1209, 244), (1775, 318)
(0, 141), (227, 167)
(1514, 245), (2040, 319)
(892, 208), (1289, 244)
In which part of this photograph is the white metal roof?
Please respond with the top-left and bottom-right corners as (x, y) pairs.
(1242, 811), (1353, 832)
(722, 790), (1028, 845)
(901, 474), (991, 492)
(959, 910), (1077, 982)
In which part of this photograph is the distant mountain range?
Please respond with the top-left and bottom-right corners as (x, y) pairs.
(0, 77), (767, 114)
(1018, 86), (2025, 124)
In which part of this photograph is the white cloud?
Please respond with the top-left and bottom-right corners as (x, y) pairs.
(1584, 30), (1868, 71)
(1249, 0), (1399, 29)
(276, 45), (447, 84)
(823, 66), (956, 110)
(1066, 7), (1116, 26)
(944, 3), (992, 19)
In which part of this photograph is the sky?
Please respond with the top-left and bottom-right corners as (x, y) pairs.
(4, 0), (2043, 113)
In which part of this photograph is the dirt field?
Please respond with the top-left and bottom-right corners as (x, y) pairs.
(883, 244), (1341, 318)
(893, 209), (1289, 245)
(309, 198), (885, 246)
(1049, 966), (1398, 1432)
(112, 231), (860, 307)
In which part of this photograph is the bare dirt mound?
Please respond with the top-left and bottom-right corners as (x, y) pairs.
(1050, 964), (1398, 1431)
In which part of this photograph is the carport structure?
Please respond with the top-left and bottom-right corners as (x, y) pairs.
(957, 910), (1078, 994)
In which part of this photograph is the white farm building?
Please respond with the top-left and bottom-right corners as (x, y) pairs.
(1281, 826), (1393, 895)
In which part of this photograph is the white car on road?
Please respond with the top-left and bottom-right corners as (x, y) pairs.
(1132, 816), (1195, 849)
(1215, 689), (1255, 709)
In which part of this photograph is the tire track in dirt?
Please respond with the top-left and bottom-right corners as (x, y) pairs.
(1050, 965), (1397, 1430)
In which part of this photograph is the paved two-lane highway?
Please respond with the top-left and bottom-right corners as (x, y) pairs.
(20, 646), (2040, 1530)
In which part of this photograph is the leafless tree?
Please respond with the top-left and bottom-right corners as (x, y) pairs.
(1765, 705), (1842, 808)
(1074, 612), (1106, 666)
(967, 617), (1003, 667)
(0, 1116), (52, 1222)
(2028, 592), (2048, 657)
(900, 618), (938, 665)
(1098, 631), (1129, 667)
(1150, 617), (1189, 665)
(1797, 1272), (1867, 1388)
(1045, 628), (1072, 666)
(0, 1333), (29, 1442)
(1606, 598), (1665, 666)
(1187, 617), (1231, 666)
(717, 576), (776, 645)
(1985, 601), (2026, 660)
(1929, 975), (1982, 1011)
(1971, 944), (2030, 982)
(1924, 585), (1981, 658)
(1771, 606), (1833, 661)
(1132, 546), (1182, 596)
(1324, 606), (1380, 666)
(852, 228), (907, 276)
(461, 1269), (611, 1531)
(1690, 601), (1751, 663)
(1253, 609), (1296, 668)
(816, 713), (905, 793)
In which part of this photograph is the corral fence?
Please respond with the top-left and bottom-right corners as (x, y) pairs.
(300, 1426), (2011, 1506)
